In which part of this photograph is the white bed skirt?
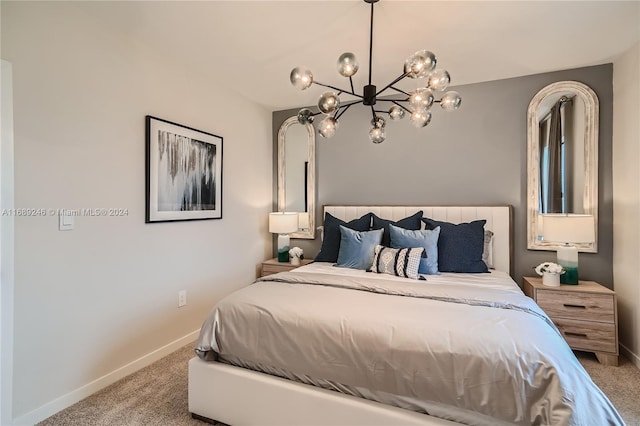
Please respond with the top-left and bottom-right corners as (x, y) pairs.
(188, 357), (459, 426)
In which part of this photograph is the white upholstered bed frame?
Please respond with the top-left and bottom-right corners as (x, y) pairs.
(189, 205), (513, 425)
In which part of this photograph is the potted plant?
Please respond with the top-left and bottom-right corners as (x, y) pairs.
(534, 262), (565, 287)
(289, 247), (304, 266)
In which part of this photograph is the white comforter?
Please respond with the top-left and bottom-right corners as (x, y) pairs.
(196, 263), (623, 426)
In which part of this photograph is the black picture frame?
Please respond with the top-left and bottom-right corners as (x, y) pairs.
(145, 116), (223, 223)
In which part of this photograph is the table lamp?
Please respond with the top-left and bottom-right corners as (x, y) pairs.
(541, 214), (595, 285)
(269, 212), (299, 262)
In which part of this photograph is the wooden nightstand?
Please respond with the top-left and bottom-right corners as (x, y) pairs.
(522, 276), (619, 366)
(260, 258), (313, 277)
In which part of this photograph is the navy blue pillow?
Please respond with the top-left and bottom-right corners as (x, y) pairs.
(371, 211), (423, 247)
(315, 212), (373, 263)
(422, 218), (488, 273)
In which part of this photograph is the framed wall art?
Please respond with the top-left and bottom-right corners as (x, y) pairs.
(145, 116), (223, 223)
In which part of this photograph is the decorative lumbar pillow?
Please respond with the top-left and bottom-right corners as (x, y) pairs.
(422, 218), (489, 273)
(389, 224), (440, 275)
(483, 229), (494, 269)
(369, 245), (425, 280)
(315, 212), (373, 263)
(335, 226), (384, 270)
(371, 211), (423, 247)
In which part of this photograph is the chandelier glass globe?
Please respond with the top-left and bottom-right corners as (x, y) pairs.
(290, 67), (313, 90)
(337, 52), (359, 77)
(404, 50), (437, 79)
(410, 108), (432, 128)
(369, 126), (386, 144)
(297, 108), (314, 125)
(440, 91), (463, 111)
(409, 88), (434, 109)
(318, 116), (338, 138)
(388, 105), (405, 120)
(318, 92), (340, 114)
(427, 69), (451, 92)
(371, 116), (386, 129)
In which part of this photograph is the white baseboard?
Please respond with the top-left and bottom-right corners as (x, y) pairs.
(620, 342), (640, 369)
(12, 329), (200, 426)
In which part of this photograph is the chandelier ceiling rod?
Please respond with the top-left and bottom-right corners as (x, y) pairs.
(367, 0), (375, 86)
(290, 0), (462, 144)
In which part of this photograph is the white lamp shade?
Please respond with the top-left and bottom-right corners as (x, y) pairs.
(269, 212), (299, 234)
(541, 214), (595, 244)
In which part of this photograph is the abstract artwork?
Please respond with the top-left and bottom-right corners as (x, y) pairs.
(146, 116), (223, 222)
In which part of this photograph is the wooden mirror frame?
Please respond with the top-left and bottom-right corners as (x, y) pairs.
(526, 81), (599, 252)
(277, 116), (316, 239)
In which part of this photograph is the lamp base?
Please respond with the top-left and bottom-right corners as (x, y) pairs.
(277, 250), (289, 262)
(277, 234), (290, 263)
(557, 244), (579, 285)
(560, 266), (579, 285)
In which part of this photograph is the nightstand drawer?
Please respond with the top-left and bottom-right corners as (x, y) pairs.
(262, 264), (290, 275)
(260, 259), (313, 277)
(536, 290), (614, 323)
(553, 318), (617, 353)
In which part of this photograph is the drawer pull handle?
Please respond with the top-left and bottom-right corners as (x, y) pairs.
(563, 304), (586, 309)
(564, 331), (588, 338)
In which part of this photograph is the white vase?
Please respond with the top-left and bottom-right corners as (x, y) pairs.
(542, 272), (560, 287)
(290, 256), (300, 266)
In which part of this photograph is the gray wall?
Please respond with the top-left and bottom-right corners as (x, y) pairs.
(273, 64), (613, 289)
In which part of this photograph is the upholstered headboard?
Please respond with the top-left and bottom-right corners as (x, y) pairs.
(324, 205), (513, 276)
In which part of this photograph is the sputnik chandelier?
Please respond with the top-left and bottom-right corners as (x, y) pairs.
(290, 0), (462, 144)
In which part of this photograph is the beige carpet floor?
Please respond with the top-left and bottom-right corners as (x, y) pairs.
(38, 344), (640, 426)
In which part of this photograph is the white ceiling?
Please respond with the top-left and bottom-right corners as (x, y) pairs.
(76, 1), (640, 110)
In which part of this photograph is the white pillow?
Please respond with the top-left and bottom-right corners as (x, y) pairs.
(482, 229), (494, 269)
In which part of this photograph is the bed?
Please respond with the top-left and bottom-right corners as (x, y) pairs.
(189, 205), (623, 425)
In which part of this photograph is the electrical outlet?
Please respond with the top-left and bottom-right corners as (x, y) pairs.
(178, 290), (187, 307)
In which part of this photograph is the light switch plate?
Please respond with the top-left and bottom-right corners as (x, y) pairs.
(59, 214), (74, 231)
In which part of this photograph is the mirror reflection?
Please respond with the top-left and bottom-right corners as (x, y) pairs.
(537, 93), (585, 214)
(284, 124), (308, 212)
(277, 116), (315, 239)
(527, 81), (598, 252)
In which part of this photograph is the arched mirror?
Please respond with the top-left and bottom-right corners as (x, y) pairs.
(277, 116), (315, 239)
(527, 81), (598, 252)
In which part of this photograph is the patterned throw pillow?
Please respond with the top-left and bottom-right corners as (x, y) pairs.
(369, 245), (425, 280)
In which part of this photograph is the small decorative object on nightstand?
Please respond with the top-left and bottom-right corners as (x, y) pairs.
(289, 247), (304, 266)
(542, 272), (560, 287)
(534, 262), (565, 287)
(261, 258), (313, 277)
(523, 276), (618, 366)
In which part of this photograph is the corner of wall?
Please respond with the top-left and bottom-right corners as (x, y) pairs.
(1, 59), (16, 426)
(612, 41), (640, 367)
